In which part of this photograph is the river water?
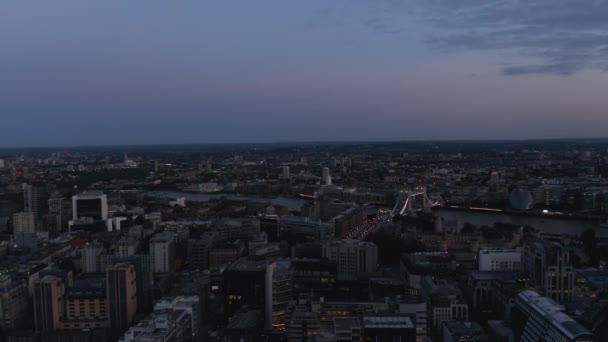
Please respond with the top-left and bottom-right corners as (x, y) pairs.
(146, 191), (307, 211)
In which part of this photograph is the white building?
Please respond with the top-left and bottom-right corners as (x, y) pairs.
(72, 192), (108, 221)
(322, 167), (330, 185)
(478, 248), (522, 272)
(322, 239), (378, 280)
(150, 232), (175, 273)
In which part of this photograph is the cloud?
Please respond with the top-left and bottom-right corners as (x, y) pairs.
(415, 0), (608, 75)
(339, 0), (608, 76)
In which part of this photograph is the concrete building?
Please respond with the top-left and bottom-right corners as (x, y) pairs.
(421, 277), (468, 330)
(33, 275), (65, 331)
(119, 296), (200, 342)
(62, 276), (108, 329)
(282, 166), (290, 179)
(187, 232), (218, 270)
(525, 239), (574, 303)
(279, 216), (335, 242)
(363, 315), (416, 342)
(478, 248), (522, 272)
(442, 321), (488, 342)
(512, 291), (595, 342)
(265, 260), (293, 331)
(81, 241), (105, 273)
(0, 275), (29, 331)
(115, 238), (138, 258)
(13, 211), (36, 235)
(322, 239), (378, 280)
(107, 263), (137, 333)
(23, 182), (48, 219)
(322, 167), (331, 185)
(72, 192), (108, 221)
(150, 232), (175, 273)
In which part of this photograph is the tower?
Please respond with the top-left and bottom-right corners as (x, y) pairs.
(107, 263), (137, 333)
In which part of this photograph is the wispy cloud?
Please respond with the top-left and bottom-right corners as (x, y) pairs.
(322, 0), (608, 76)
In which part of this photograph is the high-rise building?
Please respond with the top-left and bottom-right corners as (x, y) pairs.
(115, 238), (138, 258)
(478, 248), (522, 272)
(33, 275), (65, 331)
(72, 192), (108, 221)
(13, 211), (36, 235)
(322, 167), (331, 185)
(525, 239), (574, 303)
(81, 241), (105, 273)
(23, 182), (48, 219)
(62, 276), (108, 329)
(106, 263), (137, 333)
(150, 232), (175, 273)
(512, 291), (595, 342)
(0, 275), (29, 331)
(282, 166), (290, 179)
(265, 260), (293, 331)
(322, 239), (378, 280)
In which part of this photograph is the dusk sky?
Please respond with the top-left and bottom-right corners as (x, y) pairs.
(2, 1), (608, 146)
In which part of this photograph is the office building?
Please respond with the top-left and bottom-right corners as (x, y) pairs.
(282, 166), (290, 179)
(23, 182), (48, 219)
(107, 263), (137, 333)
(421, 277), (468, 330)
(442, 321), (488, 342)
(363, 315), (416, 342)
(188, 232), (218, 270)
(33, 275), (65, 331)
(150, 232), (176, 273)
(278, 216), (335, 242)
(322, 239), (378, 280)
(224, 258), (269, 318)
(322, 167), (330, 185)
(13, 211), (36, 235)
(0, 275), (29, 331)
(72, 192), (108, 221)
(120, 296), (200, 342)
(115, 238), (138, 258)
(478, 248), (522, 272)
(62, 275), (108, 329)
(525, 239), (574, 303)
(265, 260), (293, 331)
(512, 291), (595, 342)
(81, 241), (105, 273)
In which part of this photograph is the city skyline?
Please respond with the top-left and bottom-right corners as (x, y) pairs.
(2, 1), (608, 146)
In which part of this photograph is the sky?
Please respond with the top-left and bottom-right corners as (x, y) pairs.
(1, 0), (608, 146)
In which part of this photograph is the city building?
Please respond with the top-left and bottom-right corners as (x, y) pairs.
(512, 290), (595, 342)
(279, 216), (335, 242)
(322, 239), (378, 280)
(525, 239), (574, 303)
(442, 321), (488, 342)
(150, 232), (176, 273)
(72, 192), (108, 221)
(33, 275), (65, 331)
(363, 315), (416, 342)
(265, 260), (293, 331)
(478, 248), (522, 272)
(81, 241), (105, 273)
(0, 275), (29, 331)
(421, 277), (468, 330)
(106, 263), (137, 333)
(23, 182), (48, 219)
(13, 211), (36, 235)
(119, 296), (200, 342)
(282, 166), (290, 179)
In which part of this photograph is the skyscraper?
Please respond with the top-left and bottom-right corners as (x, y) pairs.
(81, 241), (105, 273)
(33, 275), (65, 331)
(106, 263), (137, 333)
(282, 166), (290, 179)
(23, 182), (48, 219)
